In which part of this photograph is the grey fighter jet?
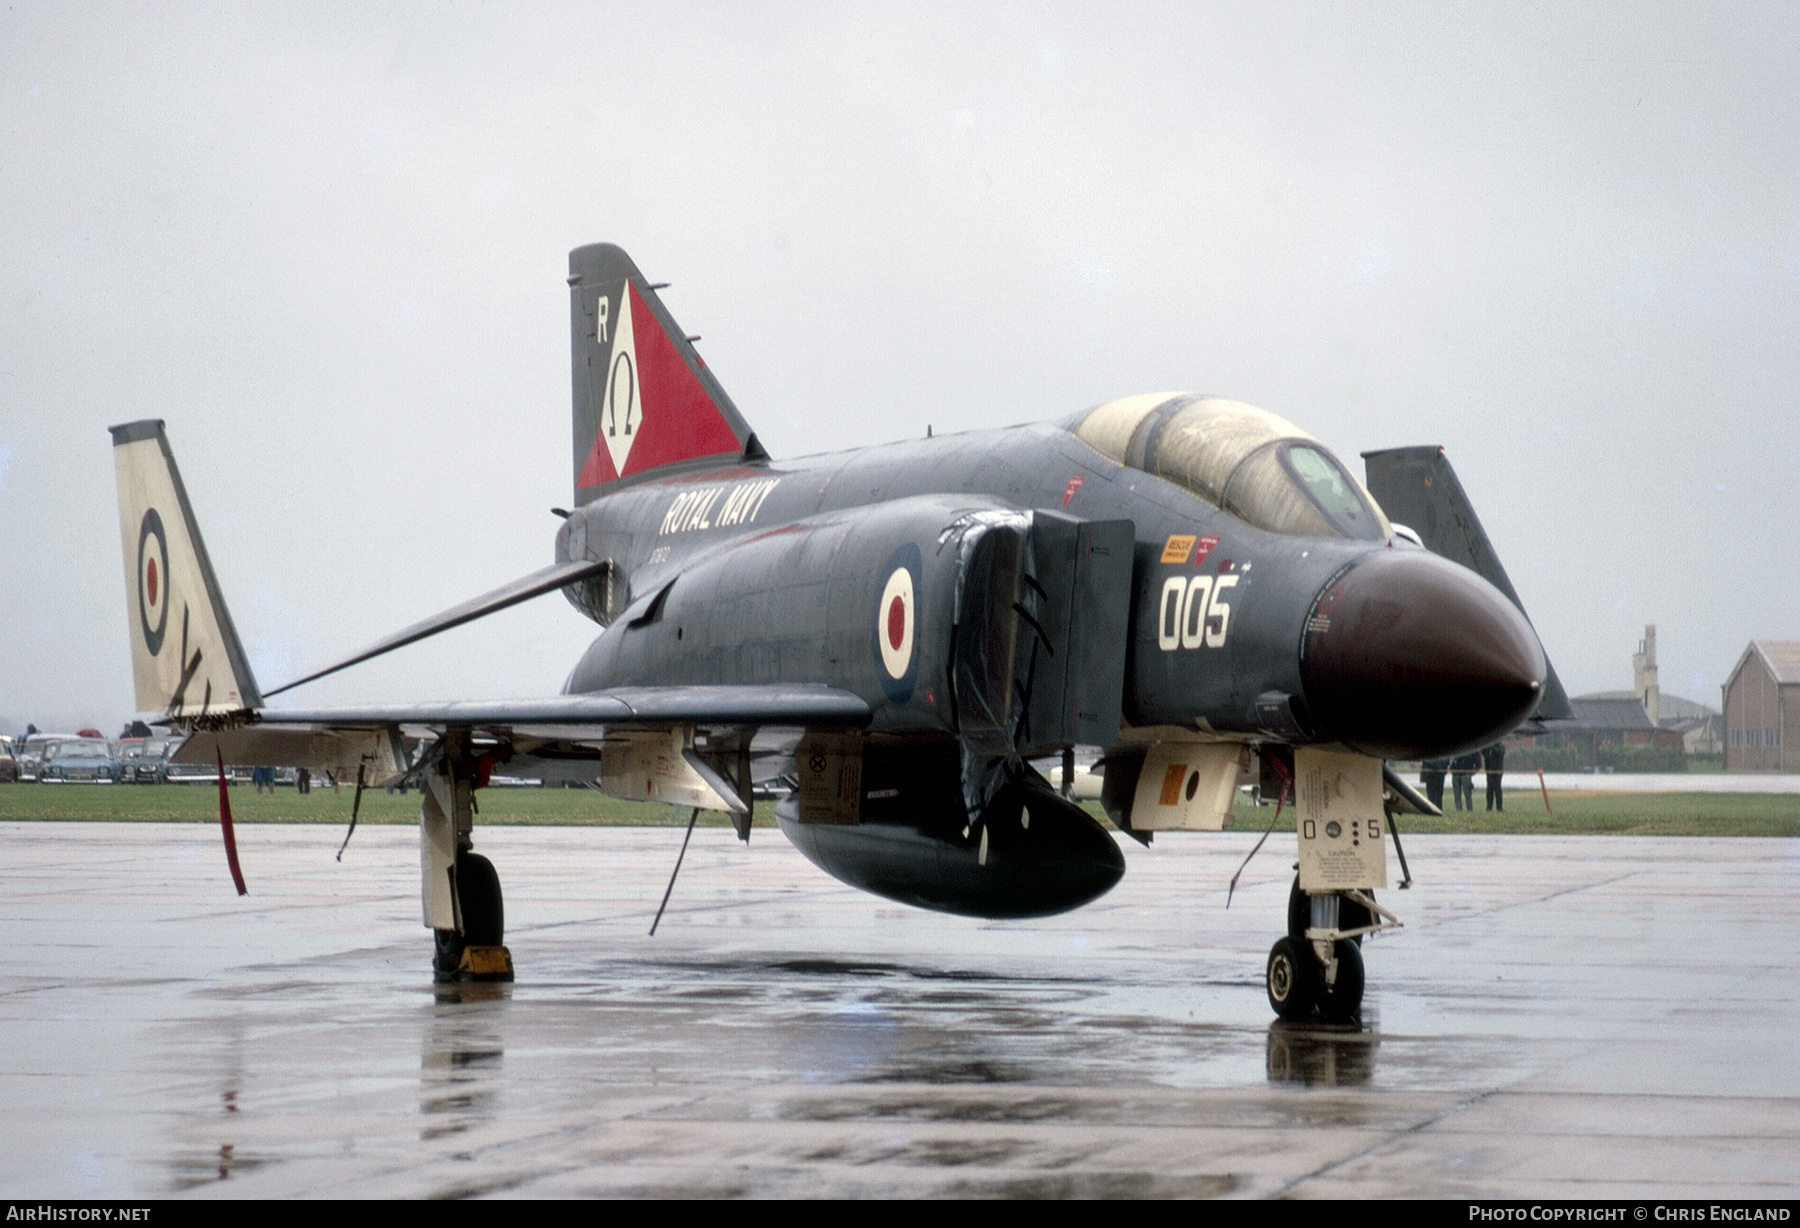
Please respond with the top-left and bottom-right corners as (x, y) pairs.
(111, 244), (1565, 1020)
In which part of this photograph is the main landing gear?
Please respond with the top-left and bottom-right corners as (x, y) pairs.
(433, 850), (513, 982)
(421, 742), (514, 983)
(1266, 877), (1393, 1023)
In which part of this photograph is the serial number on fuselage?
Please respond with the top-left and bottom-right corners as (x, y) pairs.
(1155, 533), (1242, 651)
(658, 478), (781, 536)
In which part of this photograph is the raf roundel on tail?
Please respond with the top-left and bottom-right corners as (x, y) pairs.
(111, 242), (1567, 1014)
(111, 421), (262, 718)
(136, 507), (169, 656)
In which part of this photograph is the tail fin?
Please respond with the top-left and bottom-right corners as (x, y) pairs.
(110, 420), (263, 718)
(567, 244), (766, 505)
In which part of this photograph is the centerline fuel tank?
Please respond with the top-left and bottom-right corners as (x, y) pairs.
(775, 738), (1124, 919)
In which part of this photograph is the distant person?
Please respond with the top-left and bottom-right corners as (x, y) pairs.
(1451, 751), (1481, 811)
(252, 764), (274, 794)
(1482, 742), (1506, 811)
(296, 767), (311, 796)
(1420, 757), (1449, 809)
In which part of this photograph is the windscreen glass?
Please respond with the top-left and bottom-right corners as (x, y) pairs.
(1281, 443), (1385, 540)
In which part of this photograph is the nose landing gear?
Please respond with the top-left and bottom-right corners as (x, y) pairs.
(1266, 878), (1393, 1022)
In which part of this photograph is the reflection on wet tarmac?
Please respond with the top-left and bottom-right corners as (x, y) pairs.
(1265, 1020), (1380, 1086)
(422, 984), (509, 1140)
(167, 1142), (270, 1191)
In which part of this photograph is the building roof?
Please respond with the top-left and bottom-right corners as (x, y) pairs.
(1656, 693), (1719, 720)
(1726, 641), (1800, 690)
(1562, 696), (1657, 731)
(1751, 641), (1800, 685)
(1581, 689), (1718, 724)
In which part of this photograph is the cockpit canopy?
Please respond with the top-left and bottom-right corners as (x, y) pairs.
(1074, 393), (1392, 542)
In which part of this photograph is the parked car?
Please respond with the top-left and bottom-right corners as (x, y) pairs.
(15, 733), (80, 783)
(118, 737), (150, 780)
(162, 737), (224, 785)
(38, 738), (123, 783)
(0, 737), (16, 784)
(119, 737), (180, 783)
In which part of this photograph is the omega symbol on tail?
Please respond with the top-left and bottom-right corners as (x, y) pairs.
(599, 286), (643, 479)
(874, 543), (922, 703)
(137, 508), (169, 656)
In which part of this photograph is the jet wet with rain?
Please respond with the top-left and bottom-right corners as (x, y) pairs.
(111, 243), (1566, 1019)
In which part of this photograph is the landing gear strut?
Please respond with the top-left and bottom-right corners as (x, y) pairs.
(1256, 748), (1419, 1023)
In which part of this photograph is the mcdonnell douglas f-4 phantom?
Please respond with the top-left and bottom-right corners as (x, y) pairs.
(112, 243), (1566, 1021)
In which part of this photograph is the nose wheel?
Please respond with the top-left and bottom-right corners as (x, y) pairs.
(1268, 880), (1394, 1022)
(1266, 933), (1365, 1022)
(1266, 936), (1316, 1020)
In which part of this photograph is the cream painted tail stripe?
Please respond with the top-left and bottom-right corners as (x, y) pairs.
(110, 420), (263, 716)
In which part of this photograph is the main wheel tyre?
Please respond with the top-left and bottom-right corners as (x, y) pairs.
(456, 851), (504, 947)
(1267, 935), (1318, 1021)
(1317, 938), (1365, 1023)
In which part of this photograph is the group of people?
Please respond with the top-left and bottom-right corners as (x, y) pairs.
(250, 765), (312, 794)
(1420, 743), (1507, 812)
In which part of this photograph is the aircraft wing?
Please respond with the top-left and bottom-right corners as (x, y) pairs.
(255, 684), (872, 730)
(1362, 445), (1572, 722)
(174, 683), (872, 813)
(116, 417), (870, 816)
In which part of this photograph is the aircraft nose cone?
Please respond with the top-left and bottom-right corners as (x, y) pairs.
(1300, 549), (1546, 760)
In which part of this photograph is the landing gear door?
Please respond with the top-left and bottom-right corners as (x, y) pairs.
(1128, 741), (1245, 831)
(1294, 746), (1387, 891)
(793, 731), (863, 825)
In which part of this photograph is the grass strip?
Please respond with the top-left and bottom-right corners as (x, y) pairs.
(2, 783), (1796, 836)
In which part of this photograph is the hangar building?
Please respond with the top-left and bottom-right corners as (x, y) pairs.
(1722, 640), (1800, 772)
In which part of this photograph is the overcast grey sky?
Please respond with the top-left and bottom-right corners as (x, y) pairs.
(3, 2), (1796, 733)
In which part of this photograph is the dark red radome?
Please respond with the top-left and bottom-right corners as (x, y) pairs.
(1301, 549), (1546, 760)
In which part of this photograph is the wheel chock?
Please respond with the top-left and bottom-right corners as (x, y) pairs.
(454, 944), (514, 982)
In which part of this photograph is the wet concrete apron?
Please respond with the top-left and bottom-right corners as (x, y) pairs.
(3, 822), (1796, 1198)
